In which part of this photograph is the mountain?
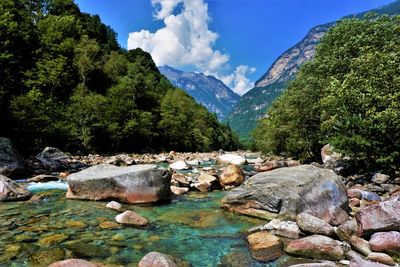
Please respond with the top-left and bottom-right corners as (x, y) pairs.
(227, 0), (400, 140)
(159, 66), (240, 121)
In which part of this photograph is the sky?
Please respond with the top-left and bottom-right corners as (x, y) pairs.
(75, 0), (395, 95)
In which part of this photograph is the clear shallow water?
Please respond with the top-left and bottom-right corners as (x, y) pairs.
(0, 182), (276, 267)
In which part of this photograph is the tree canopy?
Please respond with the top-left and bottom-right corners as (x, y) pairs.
(253, 15), (400, 172)
(0, 0), (239, 153)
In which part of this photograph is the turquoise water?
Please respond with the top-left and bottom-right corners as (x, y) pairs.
(0, 184), (276, 267)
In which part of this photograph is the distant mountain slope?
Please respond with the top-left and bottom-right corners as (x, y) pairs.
(227, 0), (400, 140)
(159, 66), (240, 121)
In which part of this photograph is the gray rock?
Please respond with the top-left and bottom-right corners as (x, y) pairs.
(371, 173), (390, 184)
(36, 147), (70, 171)
(0, 174), (32, 201)
(222, 165), (349, 225)
(66, 164), (171, 204)
(0, 137), (25, 176)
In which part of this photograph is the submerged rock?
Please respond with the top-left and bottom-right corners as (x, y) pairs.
(222, 165), (349, 224)
(217, 154), (246, 165)
(247, 231), (283, 262)
(115, 210), (149, 227)
(48, 259), (97, 267)
(66, 164), (171, 204)
(138, 252), (178, 267)
(0, 174), (32, 201)
(29, 248), (66, 267)
(0, 137), (25, 176)
(285, 235), (344, 261)
(36, 147), (70, 171)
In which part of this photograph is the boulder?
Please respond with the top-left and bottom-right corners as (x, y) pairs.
(255, 159), (300, 172)
(247, 231), (283, 262)
(251, 219), (301, 239)
(138, 252), (178, 267)
(222, 165), (349, 224)
(198, 173), (217, 184)
(217, 154), (246, 165)
(66, 164), (171, 204)
(171, 173), (190, 187)
(371, 173), (390, 184)
(356, 196), (400, 236)
(346, 250), (392, 267)
(296, 212), (335, 236)
(0, 137), (25, 176)
(219, 165), (244, 187)
(193, 181), (211, 192)
(369, 231), (400, 257)
(170, 186), (189, 195)
(169, 160), (191, 170)
(0, 174), (32, 201)
(27, 174), (59, 183)
(115, 210), (148, 227)
(367, 253), (396, 266)
(48, 259), (97, 267)
(285, 235), (344, 261)
(349, 236), (372, 256)
(336, 219), (361, 242)
(321, 144), (341, 164)
(36, 147), (70, 171)
(106, 201), (121, 211)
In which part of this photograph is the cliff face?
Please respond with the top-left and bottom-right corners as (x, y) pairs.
(159, 66), (240, 121)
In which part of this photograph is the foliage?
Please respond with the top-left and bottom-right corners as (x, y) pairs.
(0, 0), (239, 153)
(253, 15), (400, 170)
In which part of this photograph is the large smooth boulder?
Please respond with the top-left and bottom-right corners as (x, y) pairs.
(0, 174), (32, 201)
(222, 165), (349, 224)
(356, 196), (400, 236)
(138, 252), (178, 267)
(0, 137), (25, 176)
(66, 164), (171, 204)
(285, 235), (344, 261)
(219, 165), (244, 187)
(36, 147), (70, 171)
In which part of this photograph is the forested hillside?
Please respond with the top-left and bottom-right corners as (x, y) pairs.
(0, 0), (239, 154)
(253, 15), (400, 172)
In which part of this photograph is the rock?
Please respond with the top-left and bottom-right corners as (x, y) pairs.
(0, 174), (32, 201)
(169, 160), (191, 170)
(36, 147), (70, 171)
(106, 201), (122, 210)
(349, 198), (361, 208)
(198, 172), (217, 184)
(28, 248), (66, 267)
(66, 164), (171, 204)
(255, 159), (301, 172)
(367, 253), (396, 266)
(262, 219), (302, 239)
(285, 235), (344, 261)
(0, 137), (25, 176)
(170, 186), (189, 195)
(247, 231), (283, 262)
(371, 173), (390, 184)
(288, 262), (338, 267)
(99, 221), (120, 229)
(222, 165), (349, 224)
(115, 210), (149, 227)
(48, 259), (97, 267)
(356, 196), (400, 236)
(65, 220), (87, 229)
(219, 165), (244, 187)
(171, 173), (190, 186)
(246, 158), (264, 165)
(27, 174), (59, 183)
(138, 252), (178, 267)
(105, 154), (136, 166)
(369, 231), (400, 256)
(348, 189), (362, 199)
(349, 236), (372, 256)
(217, 154), (246, 165)
(38, 233), (68, 245)
(336, 219), (360, 242)
(321, 144), (341, 164)
(193, 181), (211, 192)
(346, 250), (391, 267)
(296, 212), (335, 236)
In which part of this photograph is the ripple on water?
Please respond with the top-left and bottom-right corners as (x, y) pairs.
(0, 188), (274, 266)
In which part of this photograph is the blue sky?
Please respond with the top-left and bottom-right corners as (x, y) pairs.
(75, 0), (395, 94)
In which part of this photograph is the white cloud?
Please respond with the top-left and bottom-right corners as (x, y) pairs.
(128, 0), (255, 95)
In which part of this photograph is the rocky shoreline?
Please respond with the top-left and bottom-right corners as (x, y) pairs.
(0, 137), (399, 266)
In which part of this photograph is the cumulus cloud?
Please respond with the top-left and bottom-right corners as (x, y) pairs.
(128, 0), (255, 95)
